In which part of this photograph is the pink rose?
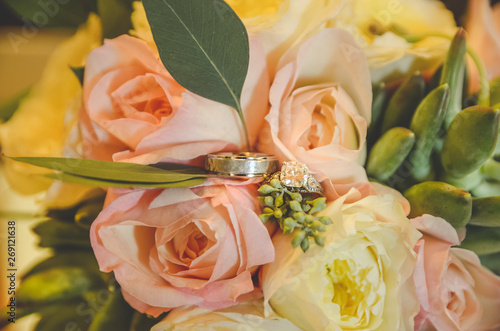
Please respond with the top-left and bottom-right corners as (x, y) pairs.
(412, 215), (500, 331)
(257, 28), (372, 184)
(90, 179), (275, 316)
(466, 0), (500, 92)
(81, 35), (269, 165)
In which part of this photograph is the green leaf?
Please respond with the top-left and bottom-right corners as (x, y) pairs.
(70, 66), (85, 86)
(98, 0), (134, 39)
(0, 87), (30, 122)
(88, 290), (134, 331)
(32, 219), (91, 248)
(46, 172), (206, 188)
(142, 0), (250, 148)
(405, 181), (472, 230)
(10, 156), (206, 183)
(17, 267), (104, 305)
(23, 251), (101, 280)
(2, 0), (97, 27)
(460, 225), (500, 255)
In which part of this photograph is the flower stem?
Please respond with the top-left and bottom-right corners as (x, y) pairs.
(236, 103), (251, 151)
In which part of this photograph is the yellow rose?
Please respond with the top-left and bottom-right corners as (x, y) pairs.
(131, 0), (344, 71)
(328, 0), (457, 82)
(262, 192), (421, 330)
(151, 300), (301, 331)
(0, 14), (101, 196)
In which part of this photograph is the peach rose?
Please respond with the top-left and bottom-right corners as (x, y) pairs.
(90, 178), (275, 316)
(258, 28), (372, 184)
(81, 35), (269, 165)
(412, 215), (500, 331)
(466, 0), (500, 92)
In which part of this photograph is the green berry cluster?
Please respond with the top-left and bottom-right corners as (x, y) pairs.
(258, 178), (332, 252)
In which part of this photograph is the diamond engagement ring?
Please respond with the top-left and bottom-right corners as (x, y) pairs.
(205, 152), (279, 178)
(264, 161), (325, 196)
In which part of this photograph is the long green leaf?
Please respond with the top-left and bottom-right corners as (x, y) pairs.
(10, 157), (206, 183)
(45, 172), (206, 188)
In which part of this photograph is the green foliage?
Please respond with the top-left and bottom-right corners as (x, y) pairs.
(98, 0), (134, 39)
(367, 127), (415, 182)
(2, 0), (97, 27)
(404, 181), (472, 230)
(10, 156), (207, 188)
(258, 180), (332, 252)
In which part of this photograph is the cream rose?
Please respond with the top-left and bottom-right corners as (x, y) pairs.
(258, 28), (372, 184)
(81, 34), (269, 165)
(151, 300), (301, 331)
(328, 0), (457, 83)
(262, 191), (421, 330)
(90, 179), (275, 316)
(412, 215), (500, 331)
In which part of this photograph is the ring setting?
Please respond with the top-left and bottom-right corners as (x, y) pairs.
(265, 161), (324, 196)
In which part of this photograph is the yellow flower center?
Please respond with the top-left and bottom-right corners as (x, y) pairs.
(225, 0), (283, 19)
(324, 259), (373, 323)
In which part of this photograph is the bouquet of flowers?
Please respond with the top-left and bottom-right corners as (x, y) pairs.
(2, 0), (500, 330)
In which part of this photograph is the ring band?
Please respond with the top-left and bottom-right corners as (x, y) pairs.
(205, 152), (279, 178)
(264, 161), (325, 196)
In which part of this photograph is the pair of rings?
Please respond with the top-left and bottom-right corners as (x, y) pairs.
(205, 152), (324, 196)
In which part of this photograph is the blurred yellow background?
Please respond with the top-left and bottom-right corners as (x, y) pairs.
(0, 26), (74, 331)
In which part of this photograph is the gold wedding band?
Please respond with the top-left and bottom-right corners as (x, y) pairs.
(205, 152), (279, 178)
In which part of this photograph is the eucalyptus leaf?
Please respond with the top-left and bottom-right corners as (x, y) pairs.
(142, 0), (250, 148)
(10, 156), (207, 183)
(46, 172), (206, 188)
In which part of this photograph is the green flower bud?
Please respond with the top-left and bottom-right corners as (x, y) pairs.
(274, 209), (283, 219)
(258, 185), (276, 195)
(292, 230), (307, 248)
(290, 192), (302, 202)
(264, 196), (274, 207)
(304, 214), (314, 225)
(257, 196), (266, 206)
(300, 238), (310, 252)
(309, 197), (327, 214)
(302, 203), (311, 213)
(293, 212), (305, 223)
(313, 234), (325, 246)
(310, 220), (326, 232)
(263, 207), (274, 214)
(259, 213), (272, 223)
(270, 178), (282, 189)
(275, 194), (284, 207)
(283, 217), (301, 233)
(290, 200), (303, 212)
(283, 226), (293, 234)
(319, 216), (332, 225)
